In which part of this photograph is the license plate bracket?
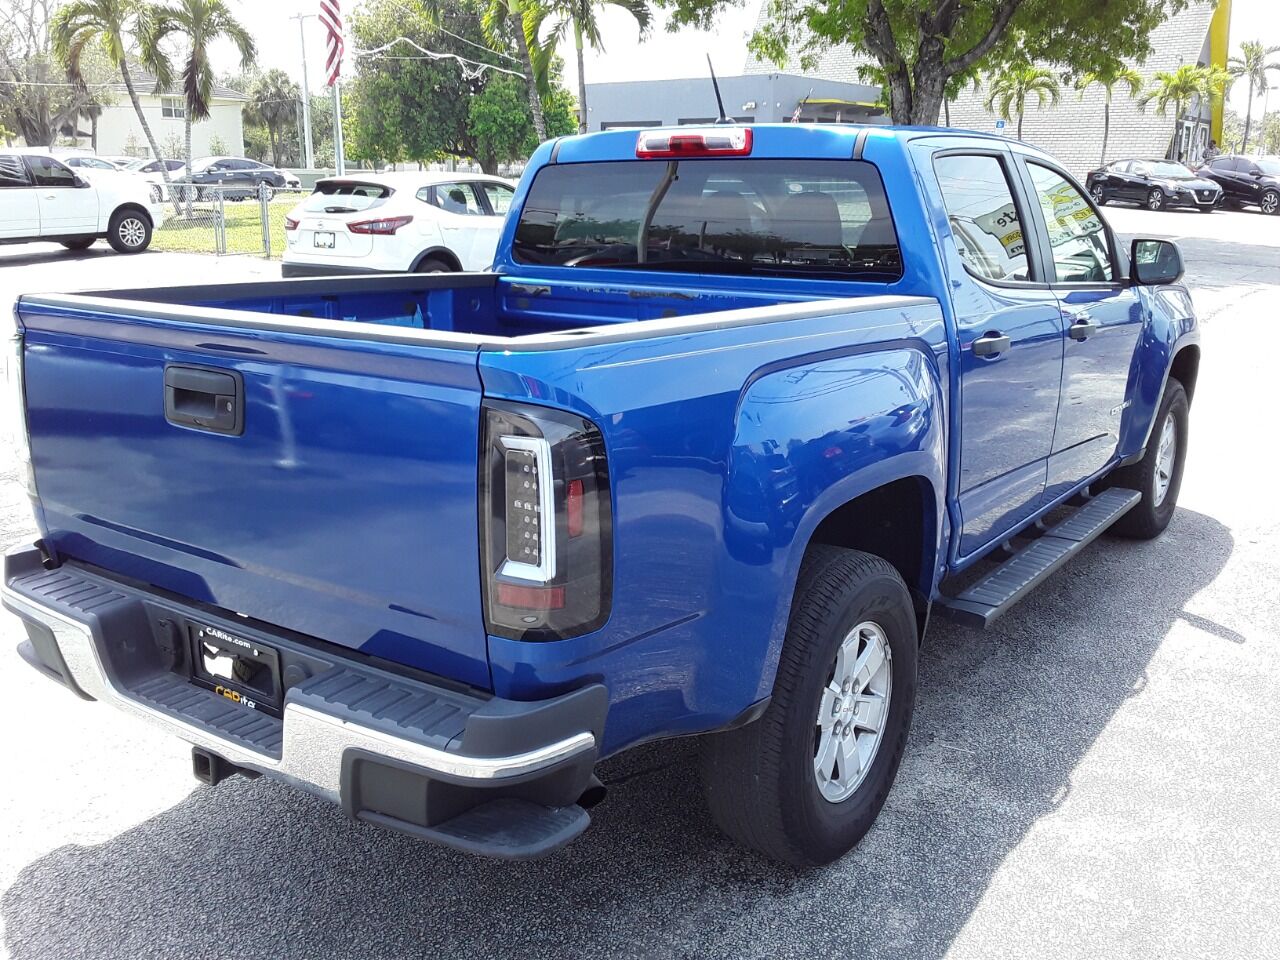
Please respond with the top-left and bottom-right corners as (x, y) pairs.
(314, 231), (335, 249)
(189, 622), (282, 716)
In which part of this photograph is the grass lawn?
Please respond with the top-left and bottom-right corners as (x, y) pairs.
(152, 196), (298, 259)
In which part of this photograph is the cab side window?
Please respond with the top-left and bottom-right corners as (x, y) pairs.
(0, 155), (31, 187)
(1026, 162), (1115, 284)
(25, 156), (77, 188)
(933, 154), (1032, 283)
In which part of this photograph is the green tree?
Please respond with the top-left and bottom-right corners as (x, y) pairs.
(482, 0), (546, 140)
(1076, 65), (1143, 166)
(245, 69), (300, 167)
(346, 0), (574, 172)
(1139, 63), (1229, 162)
(659, 0), (1187, 126)
(1228, 40), (1280, 154)
(984, 63), (1059, 140)
(142, 0), (254, 211)
(51, 0), (172, 182)
(535, 0), (651, 132)
(0, 0), (101, 147)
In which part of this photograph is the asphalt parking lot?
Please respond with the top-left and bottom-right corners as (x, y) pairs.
(1, 207), (1278, 960)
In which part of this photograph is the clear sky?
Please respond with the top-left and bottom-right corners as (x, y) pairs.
(212, 0), (1279, 116)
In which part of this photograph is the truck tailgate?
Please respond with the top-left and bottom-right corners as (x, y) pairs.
(16, 301), (490, 688)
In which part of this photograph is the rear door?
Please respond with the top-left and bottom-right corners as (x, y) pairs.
(0, 155), (39, 238)
(1018, 158), (1144, 499)
(931, 150), (1064, 558)
(18, 301), (492, 687)
(431, 181), (492, 268)
(25, 155), (98, 233)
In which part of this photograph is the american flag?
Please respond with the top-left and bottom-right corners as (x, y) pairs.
(320, 0), (343, 86)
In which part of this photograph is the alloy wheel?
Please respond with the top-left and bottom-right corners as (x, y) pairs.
(1147, 189), (1165, 211)
(1262, 191), (1279, 215)
(814, 620), (893, 803)
(1091, 184), (1106, 204)
(119, 217), (147, 248)
(1153, 410), (1178, 507)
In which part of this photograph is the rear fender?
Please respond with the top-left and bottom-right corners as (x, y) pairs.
(726, 346), (947, 701)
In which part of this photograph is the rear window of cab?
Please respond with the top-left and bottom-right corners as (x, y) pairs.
(512, 158), (902, 281)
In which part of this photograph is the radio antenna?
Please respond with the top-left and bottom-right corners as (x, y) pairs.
(707, 54), (731, 124)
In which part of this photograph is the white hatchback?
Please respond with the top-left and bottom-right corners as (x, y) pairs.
(281, 172), (516, 276)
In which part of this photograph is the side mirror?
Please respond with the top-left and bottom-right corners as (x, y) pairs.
(1130, 238), (1183, 286)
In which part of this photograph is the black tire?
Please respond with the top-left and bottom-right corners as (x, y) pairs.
(700, 546), (918, 866)
(106, 208), (152, 253)
(1146, 188), (1166, 211)
(414, 256), (453, 274)
(59, 238), (95, 250)
(1199, 206), (1215, 214)
(1102, 379), (1189, 539)
(1090, 183), (1107, 205)
(1260, 189), (1279, 215)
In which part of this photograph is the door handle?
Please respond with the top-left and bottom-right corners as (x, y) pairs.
(164, 364), (244, 435)
(1068, 317), (1099, 341)
(972, 333), (1011, 357)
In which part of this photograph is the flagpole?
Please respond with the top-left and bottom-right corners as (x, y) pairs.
(332, 79), (345, 175)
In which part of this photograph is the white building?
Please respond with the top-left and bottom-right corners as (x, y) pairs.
(744, 0), (1231, 179)
(73, 65), (247, 159)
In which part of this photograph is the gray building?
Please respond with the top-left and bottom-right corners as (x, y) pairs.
(742, 0), (1230, 179)
(581, 73), (885, 131)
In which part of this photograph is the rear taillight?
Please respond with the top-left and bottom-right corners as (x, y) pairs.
(348, 215), (413, 235)
(284, 215), (299, 231)
(636, 127), (752, 158)
(481, 401), (612, 641)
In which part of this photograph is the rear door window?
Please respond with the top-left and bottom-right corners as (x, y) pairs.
(0, 155), (31, 187)
(513, 158), (901, 280)
(431, 182), (486, 216)
(933, 154), (1031, 282)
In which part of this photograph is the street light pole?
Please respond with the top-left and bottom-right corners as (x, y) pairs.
(290, 13), (316, 170)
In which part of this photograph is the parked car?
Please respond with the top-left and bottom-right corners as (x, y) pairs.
(1195, 154), (1280, 214)
(281, 172), (516, 276)
(0, 150), (167, 252)
(124, 158), (185, 175)
(6, 124), (1198, 867)
(1086, 158), (1222, 212)
(64, 155), (128, 172)
(183, 156), (297, 200)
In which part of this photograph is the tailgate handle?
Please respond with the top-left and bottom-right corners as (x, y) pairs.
(164, 365), (244, 436)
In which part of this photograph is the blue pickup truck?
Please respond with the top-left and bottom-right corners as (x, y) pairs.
(5, 124), (1198, 865)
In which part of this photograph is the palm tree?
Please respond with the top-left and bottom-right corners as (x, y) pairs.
(142, 0), (255, 213)
(984, 64), (1061, 140)
(536, 0), (650, 133)
(1228, 40), (1280, 153)
(483, 0), (546, 140)
(51, 0), (171, 187)
(1139, 64), (1230, 162)
(1077, 66), (1143, 167)
(246, 70), (300, 167)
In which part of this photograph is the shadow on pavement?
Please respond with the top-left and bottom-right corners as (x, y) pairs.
(1, 509), (1234, 960)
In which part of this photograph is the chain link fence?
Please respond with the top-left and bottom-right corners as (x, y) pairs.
(151, 184), (311, 259)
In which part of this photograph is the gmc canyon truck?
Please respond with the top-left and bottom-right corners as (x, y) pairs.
(4, 124), (1198, 866)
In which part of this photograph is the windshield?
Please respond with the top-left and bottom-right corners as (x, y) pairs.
(303, 180), (390, 214)
(1143, 161), (1194, 177)
(124, 159), (147, 170)
(513, 158), (902, 281)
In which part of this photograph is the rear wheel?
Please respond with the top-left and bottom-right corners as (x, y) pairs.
(700, 546), (917, 866)
(1102, 379), (1188, 539)
(414, 256), (453, 274)
(1147, 188), (1166, 211)
(1261, 189), (1279, 215)
(106, 209), (152, 253)
(59, 237), (95, 250)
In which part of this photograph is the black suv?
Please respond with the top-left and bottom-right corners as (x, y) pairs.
(1195, 155), (1280, 215)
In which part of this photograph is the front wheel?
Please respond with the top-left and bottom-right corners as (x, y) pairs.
(1147, 188), (1166, 211)
(1260, 189), (1279, 215)
(1091, 183), (1107, 205)
(1102, 379), (1188, 539)
(700, 546), (917, 866)
(106, 209), (152, 253)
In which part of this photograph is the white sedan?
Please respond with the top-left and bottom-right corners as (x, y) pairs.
(281, 172), (516, 276)
(0, 151), (168, 253)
